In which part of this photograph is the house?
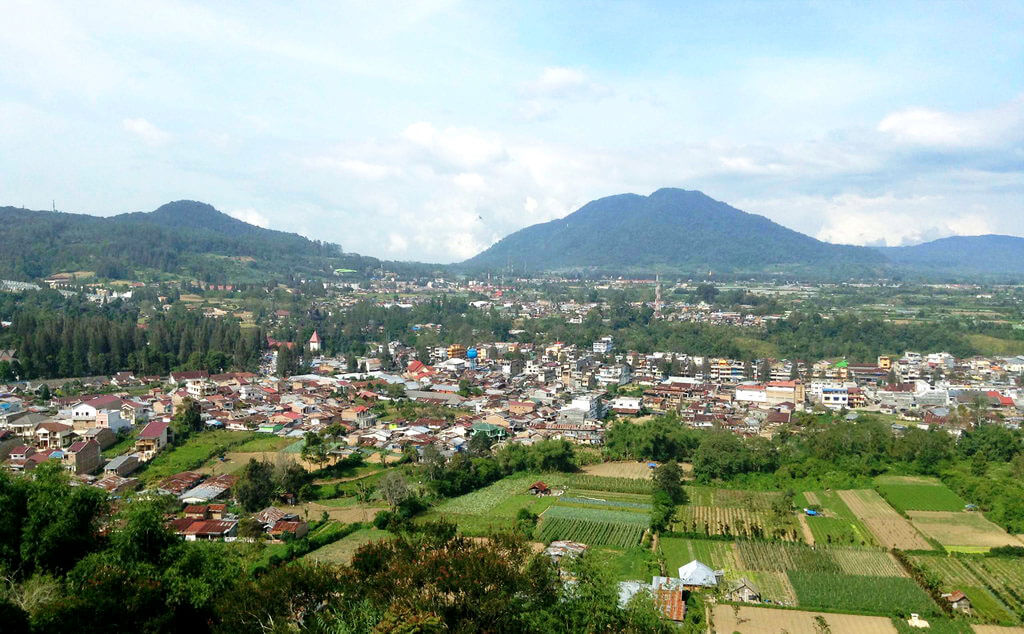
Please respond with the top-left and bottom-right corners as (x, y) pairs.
(183, 519), (237, 541)
(341, 405), (377, 429)
(35, 422), (74, 450)
(103, 453), (140, 476)
(528, 481), (550, 495)
(308, 331), (321, 353)
(677, 560), (720, 589)
(169, 370), (210, 385)
(81, 426), (116, 450)
(942, 590), (972, 614)
(725, 577), (761, 603)
(63, 439), (101, 475)
(269, 520), (309, 539)
(135, 422), (169, 461)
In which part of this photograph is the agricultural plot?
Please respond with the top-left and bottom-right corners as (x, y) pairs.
(743, 571), (797, 605)
(304, 528), (390, 565)
(798, 489), (875, 547)
(581, 461), (656, 480)
(908, 511), (1022, 551)
(712, 605), (899, 634)
(537, 506), (648, 548)
(908, 554), (1024, 624)
(434, 474), (540, 515)
(548, 473), (653, 494)
(676, 505), (801, 541)
(591, 546), (659, 582)
(839, 489), (932, 550)
(686, 486), (781, 509)
(787, 571), (939, 616)
(876, 476), (967, 513)
(556, 496), (651, 510)
(660, 537), (738, 573)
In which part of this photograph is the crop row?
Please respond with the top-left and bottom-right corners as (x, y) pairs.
(788, 571), (939, 616)
(538, 517), (646, 548)
(675, 506), (800, 541)
(736, 541), (907, 577)
(554, 474), (654, 495)
(543, 504), (650, 525)
(557, 496), (651, 510)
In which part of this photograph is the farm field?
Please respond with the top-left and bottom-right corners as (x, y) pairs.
(798, 489), (875, 546)
(839, 489), (932, 550)
(908, 511), (1023, 551)
(304, 528), (390, 564)
(787, 571), (939, 616)
(876, 475), (967, 512)
(712, 604), (899, 634)
(660, 537), (738, 573)
(908, 554), (1024, 624)
(547, 473), (654, 494)
(581, 461), (655, 480)
(736, 542), (906, 577)
(592, 546), (659, 582)
(687, 486), (781, 509)
(675, 505), (801, 541)
(537, 505), (648, 548)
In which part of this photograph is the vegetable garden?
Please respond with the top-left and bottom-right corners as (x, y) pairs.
(537, 506), (649, 548)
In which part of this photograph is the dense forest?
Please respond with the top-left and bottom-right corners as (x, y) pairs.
(0, 293), (264, 379)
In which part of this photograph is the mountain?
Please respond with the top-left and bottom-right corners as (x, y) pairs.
(0, 200), (372, 283)
(462, 188), (884, 277)
(878, 235), (1024, 277)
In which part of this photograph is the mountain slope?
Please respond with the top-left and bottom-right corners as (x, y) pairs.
(462, 188), (884, 276)
(0, 201), (362, 282)
(879, 235), (1024, 276)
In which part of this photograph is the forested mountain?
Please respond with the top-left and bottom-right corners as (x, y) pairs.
(461, 188), (885, 277)
(0, 201), (376, 282)
(878, 235), (1024, 277)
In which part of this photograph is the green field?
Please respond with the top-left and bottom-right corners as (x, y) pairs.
(875, 476), (967, 512)
(798, 489), (875, 546)
(303, 527), (390, 565)
(232, 434), (297, 452)
(660, 537), (736, 573)
(592, 546), (659, 582)
(687, 486), (782, 509)
(788, 571), (939, 615)
(139, 430), (258, 483)
(537, 505), (649, 548)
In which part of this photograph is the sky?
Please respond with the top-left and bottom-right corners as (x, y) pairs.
(1, 0), (1022, 263)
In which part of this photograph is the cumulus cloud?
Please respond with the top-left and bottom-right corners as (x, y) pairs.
(878, 97), (1024, 148)
(303, 157), (398, 180)
(521, 67), (611, 100)
(226, 207), (270, 228)
(122, 117), (171, 146)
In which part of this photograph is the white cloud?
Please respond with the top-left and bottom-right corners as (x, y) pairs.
(522, 67), (610, 100)
(226, 207), (270, 228)
(122, 117), (171, 146)
(878, 97), (1024, 148)
(402, 122), (506, 170)
(303, 157), (398, 180)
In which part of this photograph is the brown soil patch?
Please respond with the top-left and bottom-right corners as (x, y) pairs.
(712, 605), (898, 634)
(908, 511), (1022, 549)
(797, 513), (815, 545)
(838, 489), (931, 550)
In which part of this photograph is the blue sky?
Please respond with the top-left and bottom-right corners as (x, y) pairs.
(1, 1), (1021, 262)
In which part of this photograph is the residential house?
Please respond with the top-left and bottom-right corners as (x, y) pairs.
(103, 454), (140, 476)
(35, 422), (74, 450)
(725, 577), (761, 603)
(63, 439), (101, 475)
(135, 422), (170, 461)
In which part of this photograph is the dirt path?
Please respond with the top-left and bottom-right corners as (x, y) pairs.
(797, 513), (815, 545)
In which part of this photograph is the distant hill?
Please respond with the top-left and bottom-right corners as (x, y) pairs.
(461, 188), (885, 277)
(878, 235), (1024, 277)
(0, 201), (372, 283)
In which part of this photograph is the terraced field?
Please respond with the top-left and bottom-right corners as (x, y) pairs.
(908, 554), (1024, 624)
(839, 489), (932, 550)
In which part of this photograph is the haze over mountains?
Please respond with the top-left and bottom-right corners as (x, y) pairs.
(3, 192), (1024, 282)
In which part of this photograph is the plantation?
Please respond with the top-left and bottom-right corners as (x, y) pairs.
(555, 496), (651, 510)
(537, 505), (649, 548)
(686, 486), (781, 509)
(908, 511), (1022, 550)
(675, 505), (801, 541)
(787, 571), (939, 616)
(660, 537), (737, 573)
(876, 476), (967, 513)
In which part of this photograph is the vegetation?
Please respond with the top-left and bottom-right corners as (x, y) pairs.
(787, 571), (939, 616)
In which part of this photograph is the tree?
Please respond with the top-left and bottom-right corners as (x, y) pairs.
(170, 398), (202, 443)
(758, 359), (772, 383)
(234, 459), (275, 512)
(300, 432), (330, 470)
(377, 472), (410, 509)
(468, 431), (494, 456)
(653, 461), (687, 504)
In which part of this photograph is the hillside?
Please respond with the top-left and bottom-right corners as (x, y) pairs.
(878, 235), (1024, 277)
(461, 188), (885, 277)
(0, 201), (370, 283)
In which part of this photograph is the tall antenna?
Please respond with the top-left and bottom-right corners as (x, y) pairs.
(52, 200), (56, 213)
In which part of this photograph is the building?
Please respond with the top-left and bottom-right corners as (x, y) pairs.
(725, 577), (761, 603)
(135, 422), (170, 461)
(677, 560), (720, 590)
(63, 439), (101, 475)
(308, 330), (322, 353)
(593, 336), (614, 355)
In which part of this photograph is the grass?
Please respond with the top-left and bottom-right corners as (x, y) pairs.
(799, 489), (875, 546)
(660, 537), (735, 573)
(232, 435), (296, 452)
(592, 546), (659, 582)
(101, 430), (138, 459)
(304, 527), (390, 565)
(875, 476), (966, 512)
(139, 430), (258, 483)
